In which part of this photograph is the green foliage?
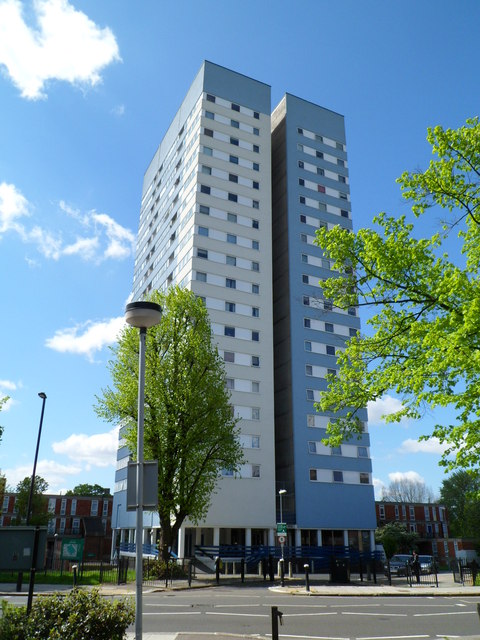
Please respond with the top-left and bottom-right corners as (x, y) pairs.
(0, 395), (7, 444)
(315, 117), (480, 473)
(440, 470), (480, 538)
(95, 286), (244, 559)
(14, 476), (49, 525)
(0, 601), (28, 640)
(376, 522), (419, 558)
(145, 558), (188, 580)
(65, 483), (111, 497)
(0, 589), (135, 640)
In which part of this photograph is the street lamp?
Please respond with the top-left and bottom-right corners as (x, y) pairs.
(25, 392), (47, 612)
(125, 301), (162, 640)
(279, 489), (287, 560)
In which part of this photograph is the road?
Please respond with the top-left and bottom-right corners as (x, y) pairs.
(137, 586), (480, 639)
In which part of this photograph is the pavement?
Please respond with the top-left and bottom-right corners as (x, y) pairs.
(2, 573), (480, 640)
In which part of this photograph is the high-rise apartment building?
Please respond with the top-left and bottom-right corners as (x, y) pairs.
(113, 62), (376, 557)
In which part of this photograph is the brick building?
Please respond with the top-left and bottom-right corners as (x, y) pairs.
(1, 492), (113, 564)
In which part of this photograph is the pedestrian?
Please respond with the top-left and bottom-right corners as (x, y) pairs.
(410, 551), (420, 583)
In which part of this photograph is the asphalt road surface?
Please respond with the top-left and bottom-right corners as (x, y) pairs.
(137, 586), (480, 639)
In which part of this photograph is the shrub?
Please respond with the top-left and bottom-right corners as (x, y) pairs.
(0, 589), (135, 640)
(144, 558), (187, 580)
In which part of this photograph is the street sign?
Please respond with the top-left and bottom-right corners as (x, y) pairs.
(276, 523), (287, 535)
(278, 535), (286, 544)
(61, 538), (84, 561)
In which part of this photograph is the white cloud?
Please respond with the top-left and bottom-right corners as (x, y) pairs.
(0, 182), (30, 233)
(111, 104), (125, 117)
(0, 0), (121, 100)
(52, 426), (119, 469)
(388, 470), (425, 484)
(373, 477), (386, 499)
(45, 315), (125, 360)
(0, 379), (20, 411)
(0, 185), (135, 263)
(4, 459), (81, 491)
(399, 437), (450, 456)
(367, 394), (410, 426)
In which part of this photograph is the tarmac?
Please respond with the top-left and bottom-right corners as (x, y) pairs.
(2, 572), (480, 640)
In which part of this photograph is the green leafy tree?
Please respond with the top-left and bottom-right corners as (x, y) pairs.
(440, 470), (480, 539)
(0, 395), (8, 444)
(376, 521), (419, 559)
(65, 484), (111, 497)
(14, 475), (49, 525)
(95, 286), (244, 560)
(315, 117), (480, 474)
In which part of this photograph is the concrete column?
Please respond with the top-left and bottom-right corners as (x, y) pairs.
(178, 527), (185, 559)
(268, 527), (275, 546)
(213, 527), (220, 547)
(245, 528), (252, 547)
(317, 529), (322, 547)
(344, 530), (349, 547)
(370, 530), (375, 552)
(295, 528), (301, 547)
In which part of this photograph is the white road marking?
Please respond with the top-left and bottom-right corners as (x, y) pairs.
(143, 611), (201, 616)
(342, 611), (408, 617)
(413, 610), (476, 617)
(357, 636), (429, 640)
(205, 611), (269, 617)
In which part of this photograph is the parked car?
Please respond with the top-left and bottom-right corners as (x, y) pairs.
(418, 555), (434, 574)
(384, 554), (410, 576)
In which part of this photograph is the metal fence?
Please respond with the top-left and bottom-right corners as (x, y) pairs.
(452, 558), (479, 586)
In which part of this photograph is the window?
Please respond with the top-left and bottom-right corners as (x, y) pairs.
(252, 261), (259, 271)
(308, 441), (316, 453)
(204, 128), (214, 137)
(199, 204), (210, 215)
(60, 498), (66, 515)
(231, 119), (240, 128)
(318, 185), (326, 194)
(198, 226), (208, 236)
(341, 209), (349, 218)
(340, 193), (348, 200)
(301, 233), (307, 242)
(252, 283), (259, 294)
(226, 278), (236, 289)
(303, 296), (310, 306)
(252, 200), (259, 210)
(206, 94), (215, 103)
(304, 340), (312, 351)
(338, 159), (345, 167)
(205, 110), (214, 120)
(229, 155), (239, 164)
(71, 499), (77, 516)
(224, 351), (235, 363)
(229, 173), (238, 183)
(349, 328), (358, 337)
(252, 307), (259, 317)
(252, 219), (259, 229)
(253, 181), (259, 190)
(200, 185), (210, 194)
(251, 356), (260, 367)
(304, 318), (311, 328)
(333, 471), (343, 483)
(323, 300), (333, 310)
(315, 134), (323, 143)
(297, 143), (304, 152)
(226, 378), (234, 390)
(252, 331), (259, 341)
(230, 137), (239, 146)
(227, 212), (237, 223)
(201, 165), (211, 175)
(336, 142), (344, 151)
(297, 127), (303, 134)
(226, 255), (236, 266)
(252, 465), (260, 478)
(253, 144), (259, 153)
(231, 102), (240, 112)
(325, 323), (334, 333)
(254, 111), (259, 119)
(331, 445), (342, 455)
(305, 364), (313, 376)
(253, 162), (259, 171)
(309, 469), (317, 481)
(225, 301), (236, 313)
(197, 248), (208, 259)
(360, 473), (370, 484)
(91, 500), (99, 516)
(299, 196), (306, 204)
(222, 468), (234, 477)
(299, 178), (305, 186)
(300, 214), (306, 223)
(327, 368), (336, 377)
(252, 407), (260, 420)
(316, 150), (323, 159)
(307, 414), (315, 427)
(252, 381), (260, 392)
(224, 326), (235, 337)
(302, 275), (309, 284)
(317, 167), (325, 176)
(102, 501), (109, 517)
(252, 240), (259, 250)
(326, 345), (335, 356)
(72, 517), (80, 534)
(298, 160), (304, 169)
(252, 127), (259, 136)
(339, 175), (346, 183)
(196, 271), (207, 282)
(227, 233), (237, 244)
(228, 193), (238, 202)
(203, 146), (213, 156)
(409, 506), (415, 520)
(301, 253), (308, 263)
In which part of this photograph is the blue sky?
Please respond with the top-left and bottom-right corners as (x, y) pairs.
(0, 0), (478, 498)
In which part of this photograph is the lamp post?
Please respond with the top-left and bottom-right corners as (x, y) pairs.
(125, 301), (162, 640)
(25, 392), (47, 612)
(278, 489), (286, 560)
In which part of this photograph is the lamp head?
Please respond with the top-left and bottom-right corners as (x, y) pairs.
(38, 392), (46, 400)
(125, 301), (162, 329)
(279, 489), (287, 495)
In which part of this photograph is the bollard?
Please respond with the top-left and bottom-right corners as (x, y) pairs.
(72, 564), (78, 589)
(188, 560), (193, 587)
(288, 561), (293, 578)
(271, 606), (283, 640)
(215, 556), (220, 585)
(304, 563), (310, 592)
(268, 555), (275, 582)
(241, 558), (245, 583)
(279, 558), (285, 587)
